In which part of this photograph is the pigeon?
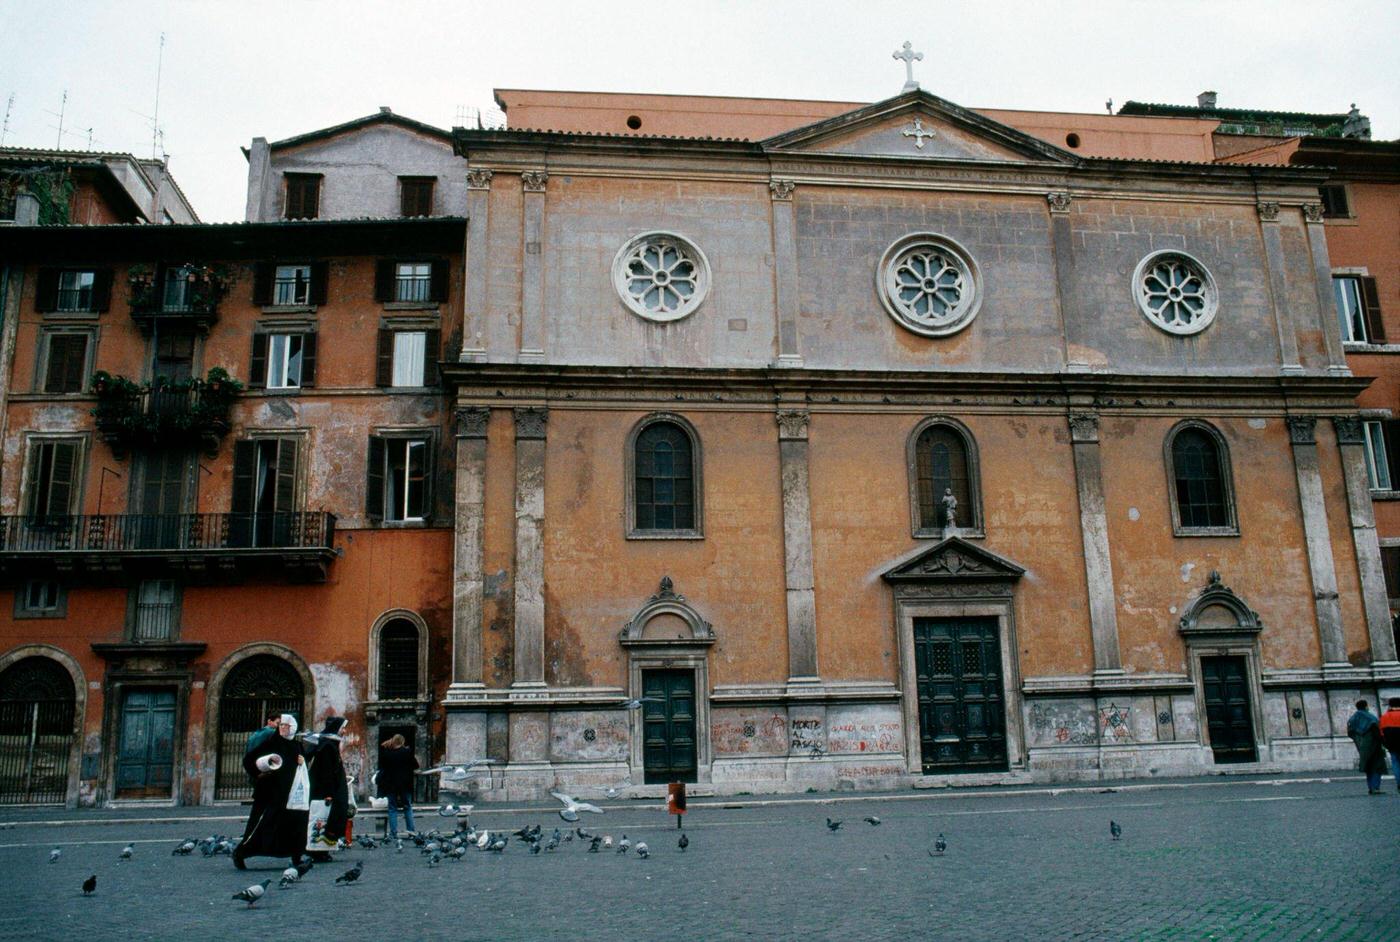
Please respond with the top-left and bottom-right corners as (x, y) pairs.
(421, 841), (441, 855)
(678, 832), (689, 852)
(172, 839), (196, 856)
(543, 834), (559, 852)
(232, 879), (271, 907)
(427, 852), (441, 867)
(587, 837), (602, 853)
(576, 827), (594, 841)
(449, 845), (467, 861)
(49, 846), (61, 864)
(295, 859), (314, 878)
(933, 833), (947, 856)
(512, 825), (541, 841)
(335, 861), (364, 885)
(278, 867), (299, 889)
(563, 830), (574, 843)
(119, 843), (134, 860)
(617, 834), (630, 854)
(488, 836), (507, 853)
(1110, 820), (1122, 841)
(635, 842), (649, 859)
(552, 791), (604, 823)
(825, 818), (842, 833)
(81, 874), (96, 896)
(863, 816), (882, 826)
(605, 787), (620, 800)
(355, 835), (378, 850)
(621, 697), (664, 710)
(438, 803), (467, 817)
(602, 835), (613, 848)
(395, 840), (404, 854)
(475, 830), (491, 850)
(528, 841), (541, 856)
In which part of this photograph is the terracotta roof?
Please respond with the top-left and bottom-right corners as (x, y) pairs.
(266, 110), (452, 151)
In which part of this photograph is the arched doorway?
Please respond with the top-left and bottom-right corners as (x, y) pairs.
(214, 655), (305, 800)
(0, 657), (77, 804)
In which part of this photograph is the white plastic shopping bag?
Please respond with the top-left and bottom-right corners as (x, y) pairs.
(306, 799), (331, 848)
(287, 763), (311, 811)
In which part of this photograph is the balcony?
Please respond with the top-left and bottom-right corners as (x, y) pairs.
(0, 512), (337, 583)
(92, 369), (242, 458)
(126, 263), (229, 333)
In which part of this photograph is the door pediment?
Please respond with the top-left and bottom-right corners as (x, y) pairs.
(881, 536), (1025, 585)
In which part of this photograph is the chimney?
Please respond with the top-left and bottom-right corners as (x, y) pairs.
(379, 106), (392, 114)
(1197, 91), (1218, 109)
(244, 137), (272, 222)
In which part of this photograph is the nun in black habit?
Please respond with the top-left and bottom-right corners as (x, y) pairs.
(305, 716), (350, 860)
(234, 713), (308, 869)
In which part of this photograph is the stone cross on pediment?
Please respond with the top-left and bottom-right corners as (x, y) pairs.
(901, 117), (935, 150)
(893, 41), (923, 92)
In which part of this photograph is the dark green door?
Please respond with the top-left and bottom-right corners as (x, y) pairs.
(1201, 656), (1256, 763)
(641, 670), (697, 784)
(913, 617), (1008, 773)
(115, 688), (176, 798)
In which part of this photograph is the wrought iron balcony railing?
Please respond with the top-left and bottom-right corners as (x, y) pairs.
(91, 369), (241, 458)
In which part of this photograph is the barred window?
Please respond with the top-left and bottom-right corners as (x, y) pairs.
(1169, 424), (1236, 533)
(377, 619), (420, 700)
(631, 419), (699, 535)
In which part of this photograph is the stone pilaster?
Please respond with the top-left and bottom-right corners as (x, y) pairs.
(461, 168), (492, 359)
(448, 407), (490, 690)
(1046, 193), (1083, 371)
(1287, 416), (1348, 666)
(1301, 203), (1348, 375)
(1068, 412), (1122, 673)
(512, 407), (547, 687)
(770, 179), (802, 367)
(777, 410), (818, 683)
(1256, 201), (1302, 374)
(519, 170), (548, 359)
(1332, 417), (1399, 664)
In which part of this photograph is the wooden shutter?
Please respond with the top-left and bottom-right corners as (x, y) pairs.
(91, 269), (113, 312)
(252, 262), (273, 305)
(1384, 420), (1400, 490)
(374, 260), (396, 302)
(230, 441), (256, 514)
(309, 261), (329, 306)
(375, 329), (394, 386)
(274, 439), (298, 513)
(365, 436), (385, 520)
(423, 328), (441, 386)
(34, 269), (60, 312)
(300, 332), (317, 387)
(429, 258), (449, 302)
(46, 442), (77, 518)
(1360, 277), (1385, 344)
(45, 334), (88, 394)
(249, 332), (269, 388)
(24, 445), (43, 517)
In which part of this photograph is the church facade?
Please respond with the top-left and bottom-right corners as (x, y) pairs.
(441, 87), (1397, 796)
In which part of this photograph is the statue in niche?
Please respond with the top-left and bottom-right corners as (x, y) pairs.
(942, 487), (958, 530)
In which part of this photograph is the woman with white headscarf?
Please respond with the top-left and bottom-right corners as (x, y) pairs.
(234, 713), (309, 869)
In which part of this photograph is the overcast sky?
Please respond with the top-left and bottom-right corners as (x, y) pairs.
(2, 0), (1396, 222)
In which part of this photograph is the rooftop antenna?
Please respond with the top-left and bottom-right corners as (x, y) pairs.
(45, 89), (68, 148)
(1106, 98), (1113, 114)
(151, 32), (165, 159)
(0, 94), (13, 146)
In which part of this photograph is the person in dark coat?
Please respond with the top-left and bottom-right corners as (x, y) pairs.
(306, 716), (350, 860)
(234, 714), (308, 869)
(378, 733), (418, 838)
(1348, 699), (1389, 795)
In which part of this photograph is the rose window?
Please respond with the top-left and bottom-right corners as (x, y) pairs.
(1133, 251), (1218, 336)
(877, 234), (982, 337)
(612, 232), (711, 323)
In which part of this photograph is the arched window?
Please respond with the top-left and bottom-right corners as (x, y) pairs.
(628, 416), (702, 538)
(214, 654), (304, 801)
(908, 419), (982, 537)
(378, 619), (421, 701)
(1167, 422), (1237, 535)
(0, 657), (76, 804)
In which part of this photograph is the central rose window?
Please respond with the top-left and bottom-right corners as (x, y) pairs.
(877, 234), (982, 337)
(612, 231), (711, 322)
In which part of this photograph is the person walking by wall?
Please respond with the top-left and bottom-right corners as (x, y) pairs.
(378, 734), (418, 838)
(245, 714), (280, 755)
(1380, 697), (1400, 793)
(305, 716), (350, 862)
(234, 714), (309, 869)
(1347, 699), (1388, 795)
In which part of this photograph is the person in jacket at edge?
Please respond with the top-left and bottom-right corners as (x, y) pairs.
(235, 713), (308, 870)
(1347, 699), (1389, 795)
(245, 713), (280, 755)
(1380, 697), (1400, 793)
(306, 716), (350, 862)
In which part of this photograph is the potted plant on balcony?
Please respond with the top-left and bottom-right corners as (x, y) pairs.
(91, 367), (244, 458)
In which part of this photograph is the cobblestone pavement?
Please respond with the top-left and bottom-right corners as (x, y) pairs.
(2, 778), (1397, 941)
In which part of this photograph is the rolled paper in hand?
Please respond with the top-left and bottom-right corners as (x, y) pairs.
(256, 754), (284, 773)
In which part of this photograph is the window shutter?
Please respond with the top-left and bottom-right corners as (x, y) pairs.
(309, 261), (329, 306)
(47, 442), (77, 517)
(91, 269), (113, 312)
(365, 436), (385, 520)
(1384, 421), (1400, 491)
(252, 262), (273, 305)
(300, 332), (317, 387)
(45, 334), (87, 394)
(374, 260), (396, 302)
(249, 332), (269, 388)
(429, 258), (449, 302)
(35, 269), (60, 312)
(230, 440), (256, 514)
(24, 445), (43, 517)
(274, 439), (298, 514)
(1360, 276), (1385, 344)
(375, 329), (394, 386)
(423, 328), (441, 386)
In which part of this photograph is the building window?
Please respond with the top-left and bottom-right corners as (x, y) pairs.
(909, 419), (982, 536)
(274, 264), (311, 305)
(611, 231), (711, 323)
(1363, 421), (1395, 491)
(39, 331), (91, 394)
(129, 579), (179, 641)
(284, 174), (321, 219)
(161, 265), (197, 313)
(1382, 545), (1400, 602)
(627, 416), (701, 537)
(1133, 251), (1218, 336)
(375, 328), (439, 388)
(1319, 184), (1350, 218)
(377, 619), (421, 700)
(1334, 275), (1384, 344)
(14, 580), (65, 619)
(395, 262), (432, 302)
(35, 268), (111, 314)
(366, 435), (433, 523)
(251, 331), (316, 390)
(400, 177), (435, 218)
(1167, 422), (1237, 534)
(374, 259), (447, 305)
(24, 439), (81, 522)
(56, 271), (95, 312)
(152, 329), (196, 383)
(252, 261), (327, 307)
(230, 437), (301, 546)
(878, 234), (982, 338)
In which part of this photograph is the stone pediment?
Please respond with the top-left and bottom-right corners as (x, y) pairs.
(762, 89), (1077, 165)
(881, 536), (1026, 583)
(1178, 571), (1261, 638)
